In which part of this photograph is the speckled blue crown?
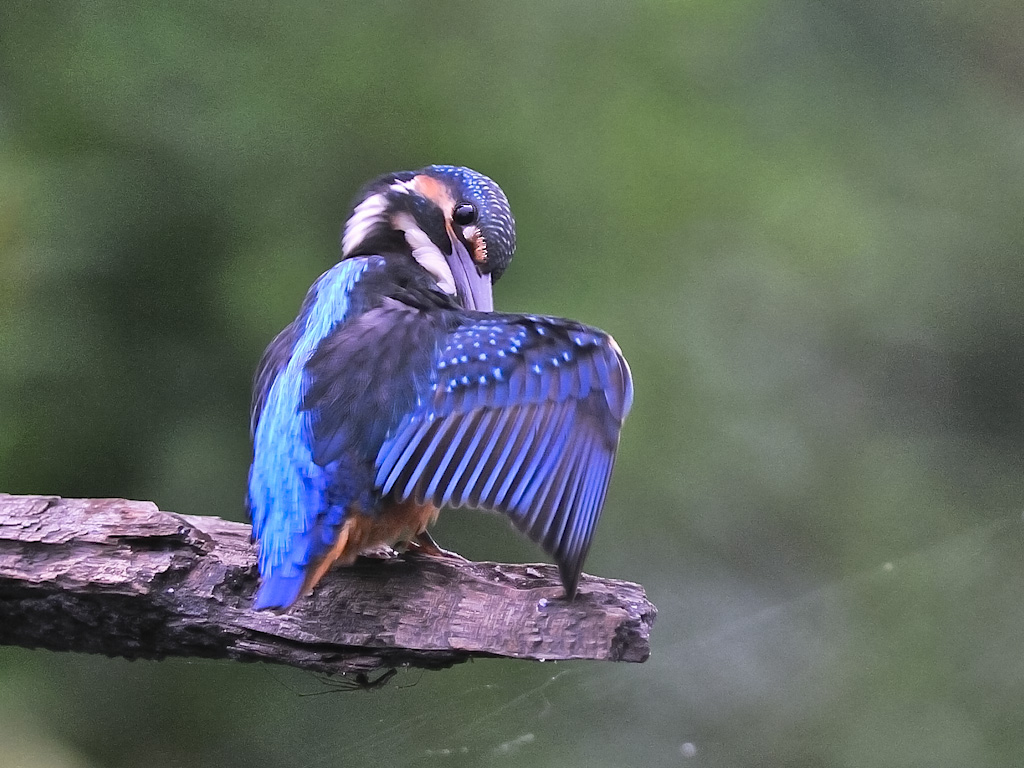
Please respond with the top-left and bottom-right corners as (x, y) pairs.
(423, 165), (517, 279)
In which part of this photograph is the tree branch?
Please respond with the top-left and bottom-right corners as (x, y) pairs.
(0, 493), (655, 676)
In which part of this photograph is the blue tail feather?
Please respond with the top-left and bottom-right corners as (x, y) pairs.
(253, 568), (307, 611)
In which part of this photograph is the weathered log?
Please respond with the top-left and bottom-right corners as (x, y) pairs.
(0, 494), (655, 676)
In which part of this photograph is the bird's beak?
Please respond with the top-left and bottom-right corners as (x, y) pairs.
(447, 239), (493, 312)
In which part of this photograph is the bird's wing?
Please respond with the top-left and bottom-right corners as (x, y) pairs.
(251, 320), (304, 437)
(375, 314), (633, 595)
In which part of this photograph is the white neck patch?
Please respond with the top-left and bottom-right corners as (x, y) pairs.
(341, 179), (427, 258)
(392, 211), (456, 295)
(341, 192), (389, 257)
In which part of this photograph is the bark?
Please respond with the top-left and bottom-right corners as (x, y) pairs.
(0, 494), (655, 676)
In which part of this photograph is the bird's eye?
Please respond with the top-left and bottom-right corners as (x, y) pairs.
(453, 203), (477, 226)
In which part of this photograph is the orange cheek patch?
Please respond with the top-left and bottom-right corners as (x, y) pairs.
(412, 175), (455, 213)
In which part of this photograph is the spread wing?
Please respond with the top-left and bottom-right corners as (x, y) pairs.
(375, 314), (633, 595)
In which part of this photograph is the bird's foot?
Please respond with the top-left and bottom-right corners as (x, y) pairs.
(404, 530), (468, 561)
(357, 543), (401, 560)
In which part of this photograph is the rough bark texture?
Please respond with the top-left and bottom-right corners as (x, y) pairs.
(0, 493), (655, 675)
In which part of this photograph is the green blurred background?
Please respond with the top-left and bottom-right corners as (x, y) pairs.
(3, 1), (1024, 766)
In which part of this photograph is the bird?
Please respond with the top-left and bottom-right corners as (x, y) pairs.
(247, 165), (632, 611)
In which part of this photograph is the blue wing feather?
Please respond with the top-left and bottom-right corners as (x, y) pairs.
(508, 403), (573, 511)
(247, 257), (377, 610)
(375, 313), (632, 595)
(443, 410), (490, 505)
(424, 415), (477, 500)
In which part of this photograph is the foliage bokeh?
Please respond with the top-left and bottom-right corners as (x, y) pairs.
(3, 1), (1024, 766)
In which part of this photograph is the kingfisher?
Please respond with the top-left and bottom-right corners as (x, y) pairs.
(247, 165), (632, 611)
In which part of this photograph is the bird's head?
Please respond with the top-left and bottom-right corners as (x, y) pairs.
(340, 165), (516, 311)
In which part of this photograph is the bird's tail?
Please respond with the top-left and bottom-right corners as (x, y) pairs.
(253, 569), (307, 611)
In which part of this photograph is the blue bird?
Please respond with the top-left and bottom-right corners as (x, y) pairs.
(247, 165), (633, 610)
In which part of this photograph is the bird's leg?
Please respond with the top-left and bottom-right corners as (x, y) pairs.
(405, 529), (468, 561)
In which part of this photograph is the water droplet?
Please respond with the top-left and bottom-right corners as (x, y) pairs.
(680, 742), (697, 758)
(537, 598), (548, 610)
